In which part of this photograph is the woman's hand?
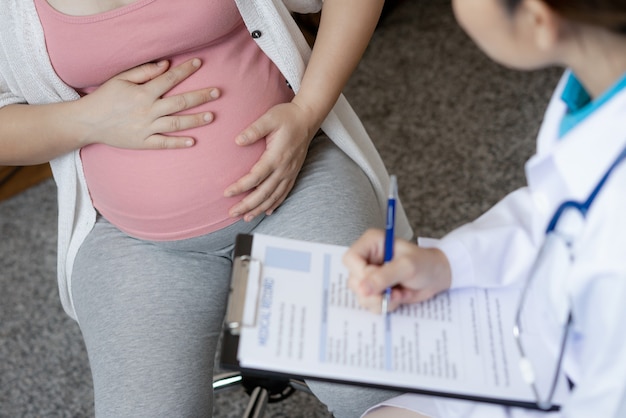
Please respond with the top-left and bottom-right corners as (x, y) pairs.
(223, 101), (318, 221)
(77, 58), (220, 149)
(0, 59), (220, 165)
(221, 0), (387, 221)
(343, 229), (453, 314)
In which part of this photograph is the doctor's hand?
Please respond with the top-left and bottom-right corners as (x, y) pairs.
(77, 58), (220, 150)
(224, 101), (318, 222)
(344, 229), (453, 314)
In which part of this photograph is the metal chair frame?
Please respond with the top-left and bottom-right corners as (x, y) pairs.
(213, 372), (312, 418)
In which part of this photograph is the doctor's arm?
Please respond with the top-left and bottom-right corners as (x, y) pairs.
(347, 187), (547, 313)
(225, 0), (386, 221)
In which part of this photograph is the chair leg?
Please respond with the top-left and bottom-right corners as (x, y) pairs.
(213, 372), (314, 418)
(243, 386), (270, 418)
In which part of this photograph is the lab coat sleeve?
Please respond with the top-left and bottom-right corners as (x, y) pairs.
(420, 186), (547, 290)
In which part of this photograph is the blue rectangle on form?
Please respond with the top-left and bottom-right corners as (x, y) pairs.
(264, 247), (311, 272)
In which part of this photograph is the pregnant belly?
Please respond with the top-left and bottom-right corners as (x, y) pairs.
(81, 21), (296, 241)
(81, 134), (266, 241)
(81, 52), (294, 240)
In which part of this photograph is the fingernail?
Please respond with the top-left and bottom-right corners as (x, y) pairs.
(185, 139), (194, 147)
(210, 89), (220, 99)
(192, 58), (201, 67)
(203, 113), (213, 123)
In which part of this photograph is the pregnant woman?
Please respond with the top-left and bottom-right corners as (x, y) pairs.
(0, 0), (412, 415)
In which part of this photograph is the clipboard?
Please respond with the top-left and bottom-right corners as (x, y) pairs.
(220, 233), (568, 411)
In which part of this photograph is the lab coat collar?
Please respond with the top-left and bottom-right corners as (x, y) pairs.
(526, 71), (626, 215)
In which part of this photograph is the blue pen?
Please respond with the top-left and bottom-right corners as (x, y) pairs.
(381, 175), (397, 316)
(382, 175), (397, 372)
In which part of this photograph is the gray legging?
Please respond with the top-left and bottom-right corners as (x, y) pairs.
(71, 136), (400, 417)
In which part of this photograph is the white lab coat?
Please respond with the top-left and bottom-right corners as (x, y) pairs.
(369, 71), (626, 417)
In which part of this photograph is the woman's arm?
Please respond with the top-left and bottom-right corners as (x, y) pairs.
(225, 0), (385, 221)
(1, 59), (219, 166)
(293, 0), (385, 130)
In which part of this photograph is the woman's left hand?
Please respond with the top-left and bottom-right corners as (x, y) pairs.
(224, 101), (318, 221)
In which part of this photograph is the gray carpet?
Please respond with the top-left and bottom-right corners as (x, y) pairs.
(0, 1), (562, 417)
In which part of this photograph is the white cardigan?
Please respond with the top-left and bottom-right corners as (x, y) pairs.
(0, 0), (412, 321)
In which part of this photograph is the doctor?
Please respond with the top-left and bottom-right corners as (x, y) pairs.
(311, 0), (626, 417)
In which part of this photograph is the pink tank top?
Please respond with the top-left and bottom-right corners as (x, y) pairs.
(35, 0), (294, 240)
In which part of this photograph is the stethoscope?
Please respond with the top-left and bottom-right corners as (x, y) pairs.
(513, 142), (626, 410)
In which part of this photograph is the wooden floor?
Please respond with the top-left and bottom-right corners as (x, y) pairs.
(0, 164), (52, 202)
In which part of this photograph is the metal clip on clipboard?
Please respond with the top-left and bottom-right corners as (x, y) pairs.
(221, 234), (262, 369)
(225, 255), (263, 335)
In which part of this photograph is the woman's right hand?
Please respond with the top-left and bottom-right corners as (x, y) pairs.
(77, 58), (219, 149)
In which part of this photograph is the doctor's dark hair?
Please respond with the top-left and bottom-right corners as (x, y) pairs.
(503, 0), (626, 34)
